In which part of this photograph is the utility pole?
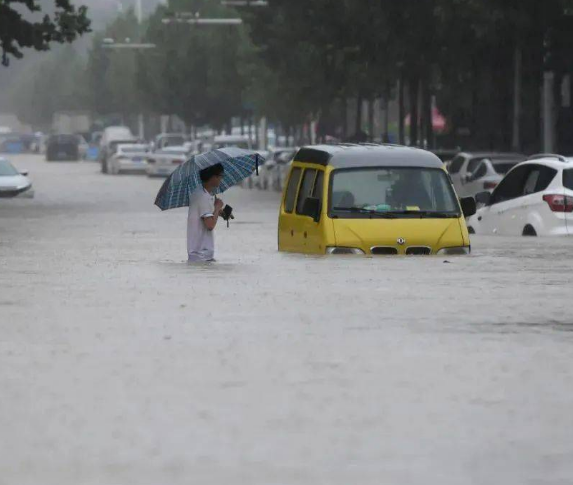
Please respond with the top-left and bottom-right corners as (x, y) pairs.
(511, 44), (522, 152)
(136, 0), (144, 140)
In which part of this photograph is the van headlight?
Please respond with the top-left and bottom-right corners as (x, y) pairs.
(326, 247), (365, 255)
(437, 246), (470, 255)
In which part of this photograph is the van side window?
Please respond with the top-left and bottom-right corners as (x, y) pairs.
(284, 168), (302, 213)
(313, 171), (324, 200)
(296, 169), (317, 214)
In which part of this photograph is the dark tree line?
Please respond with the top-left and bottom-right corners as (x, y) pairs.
(5, 0), (573, 153)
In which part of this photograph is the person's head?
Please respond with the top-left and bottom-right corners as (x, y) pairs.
(200, 163), (224, 191)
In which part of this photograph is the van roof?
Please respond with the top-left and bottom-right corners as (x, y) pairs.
(293, 144), (444, 169)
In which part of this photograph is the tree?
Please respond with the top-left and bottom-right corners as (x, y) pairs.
(0, 0), (91, 66)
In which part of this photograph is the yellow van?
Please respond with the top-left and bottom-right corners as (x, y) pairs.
(278, 144), (476, 255)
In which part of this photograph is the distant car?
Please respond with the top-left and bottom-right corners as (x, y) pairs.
(152, 133), (188, 151)
(212, 135), (252, 150)
(467, 155), (573, 237)
(447, 152), (525, 198)
(431, 148), (460, 165)
(259, 147), (298, 191)
(0, 134), (25, 154)
(146, 146), (191, 177)
(100, 126), (136, 173)
(0, 157), (33, 198)
(108, 144), (151, 175)
(46, 134), (80, 161)
(464, 157), (525, 197)
(76, 134), (89, 160)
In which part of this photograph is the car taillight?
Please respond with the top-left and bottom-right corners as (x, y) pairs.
(543, 194), (573, 212)
(483, 181), (498, 190)
(147, 158), (156, 164)
(173, 159), (184, 165)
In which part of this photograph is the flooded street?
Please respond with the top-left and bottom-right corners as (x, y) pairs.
(2, 154), (573, 485)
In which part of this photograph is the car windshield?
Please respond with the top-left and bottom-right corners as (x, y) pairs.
(213, 141), (250, 150)
(0, 159), (19, 176)
(330, 167), (460, 217)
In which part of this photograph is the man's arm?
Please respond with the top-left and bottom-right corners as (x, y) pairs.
(202, 198), (224, 231)
(202, 213), (219, 231)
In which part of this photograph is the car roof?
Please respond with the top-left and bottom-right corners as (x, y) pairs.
(458, 152), (524, 159)
(515, 158), (573, 170)
(293, 144), (444, 169)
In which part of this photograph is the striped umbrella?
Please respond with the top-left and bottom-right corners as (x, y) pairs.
(154, 147), (263, 211)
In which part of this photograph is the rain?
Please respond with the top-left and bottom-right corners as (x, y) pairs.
(1, 1), (573, 484)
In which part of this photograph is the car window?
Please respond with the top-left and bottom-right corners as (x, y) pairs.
(564, 169), (573, 190)
(533, 165), (557, 192)
(490, 165), (531, 204)
(0, 160), (18, 176)
(471, 162), (488, 180)
(523, 171), (539, 195)
(467, 158), (483, 174)
(296, 169), (317, 214)
(448, 155), (465, 174)
(284, 168), (302, 213)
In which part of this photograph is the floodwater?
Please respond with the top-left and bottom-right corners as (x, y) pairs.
(1, 154), (573, 485)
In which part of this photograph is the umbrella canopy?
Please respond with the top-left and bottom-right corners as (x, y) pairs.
(154, 147), (263, 211)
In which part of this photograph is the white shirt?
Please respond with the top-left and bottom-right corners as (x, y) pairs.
(187, 188), (216, 262)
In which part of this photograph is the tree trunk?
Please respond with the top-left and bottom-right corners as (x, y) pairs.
(355, 94), (363, 135)
(368, 97), (375, 142)
(409, 76), (420, 146)
(398, 75), (405, 145)
(511, 44), (522, 152)
(422, 78), (433, 149)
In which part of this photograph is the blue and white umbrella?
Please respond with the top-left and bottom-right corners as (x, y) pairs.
(154, 147), (263, 211)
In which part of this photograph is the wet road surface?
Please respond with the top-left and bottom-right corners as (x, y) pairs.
(1, 155), (573, 485)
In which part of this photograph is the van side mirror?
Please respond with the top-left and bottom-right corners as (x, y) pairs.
(460, 197), (476, 217)
(475, 191), (491, 206)
(301, 197), (321, 222)
(20, 171), (29, 176)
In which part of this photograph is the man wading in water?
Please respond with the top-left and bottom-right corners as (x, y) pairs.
(187, 163), (224, 262)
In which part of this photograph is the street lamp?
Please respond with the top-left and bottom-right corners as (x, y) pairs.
(221, 0), (269, 6)
(162, 12), (243, 25)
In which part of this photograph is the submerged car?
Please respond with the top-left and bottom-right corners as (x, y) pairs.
(146, 146), (192, 177)
(46, 134), (80, 161)
(467, 154), (573, 237)
(0, 157), (33, 198)
(108, 144), (151, 174)
(464, 156), (524, 196)
(447, 152), (525, 197)
(278, 144), (476, 255)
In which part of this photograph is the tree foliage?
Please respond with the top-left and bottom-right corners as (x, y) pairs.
(0, 0), (91, 66)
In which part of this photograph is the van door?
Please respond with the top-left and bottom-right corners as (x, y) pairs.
(292, 168), (318, 253)
(296, 169), (325, 254)
(278, 167), (303, 252)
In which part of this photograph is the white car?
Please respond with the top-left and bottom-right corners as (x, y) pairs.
(258, 147), (298, 191)
(146, 146), (191, 177)
(212, 135), (252, 150)
(0, 157), (34, 198)
(447, 152), (525, 198)
(108, 144), (151, 174)
(467, 154), (573, 237)
(463, 157), (525, 196)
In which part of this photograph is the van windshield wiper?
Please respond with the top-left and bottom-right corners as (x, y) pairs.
(333, 207), (398, 218)
(383, 210), (460, 218)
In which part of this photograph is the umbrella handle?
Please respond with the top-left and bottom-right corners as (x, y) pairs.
(256, 155), (259, 176)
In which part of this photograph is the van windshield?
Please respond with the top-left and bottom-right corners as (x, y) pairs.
(330, 167), (460, 218)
